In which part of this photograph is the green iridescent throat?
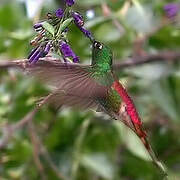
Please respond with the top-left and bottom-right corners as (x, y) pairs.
(88, 43), (113, 86)
(91, 44), (113, 75)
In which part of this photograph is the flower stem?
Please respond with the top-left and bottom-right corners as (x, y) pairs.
(56, 6), (72, 38)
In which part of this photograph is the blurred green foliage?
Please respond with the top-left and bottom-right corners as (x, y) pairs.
(0, 0), (180, 179)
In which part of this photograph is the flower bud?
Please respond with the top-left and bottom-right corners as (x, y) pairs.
(55, 8), (64, 18)
(44, 42), (52, 55)
(33, 23), (42, 29)
(59, 41), (78, 63)
(66, 0), (75, 7)
(28, 47), (41, 63)
(73, 56), (79, 63)
(72, 12), (84, 27)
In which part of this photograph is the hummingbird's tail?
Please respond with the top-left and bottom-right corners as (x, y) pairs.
(111, 79), (168, 178)
(141, 137), (168, 179)
(115, 106), (168, 178)
(119, 106), (168, 178)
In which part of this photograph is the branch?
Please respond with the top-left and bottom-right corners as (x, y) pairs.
(39, 141), (67, 180)
(0, 105), (66, 179)
(28, 121), (67, 180)
(113, 51), (180, 70)
(101, 3), (125, 35)
(0, 108), (38, 149)
(0, 89), (53, 149)
(28, 121), (47, 180)
(0, 51), (180, 71)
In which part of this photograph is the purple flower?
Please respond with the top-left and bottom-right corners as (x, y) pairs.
(28, 47), (42, 64)
(55, 8), (64, 18)
(71, 11), (94, 41)
(72, 12), (84, 27)
(73, 56), (79, 63)
(60, 42), (74, 57)
(66, 0), (75, 7)
(28, 42), (52, 64)
(33, 23), (43, 29)
(164, 3), (179, 18)
(43, 42), (52, 55)
(59, 41), (79, 63)
(28, 47), (38, 59)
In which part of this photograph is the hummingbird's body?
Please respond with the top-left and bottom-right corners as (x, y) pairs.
(88, 41), (145, 139)
(27, 40), (166, 177)
(29, 41), (146, 138)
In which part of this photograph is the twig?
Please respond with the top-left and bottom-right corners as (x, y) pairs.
(113, 51), (180, 70)
(0, 94), (67, 179)
(40, 143), (67, 180)
(28, 122), (67, 180)
(28, 121), (47, 180)
(132, 21), (171, 56)
(0, 108), (38, 149)
(0, 86), (54, 149)
(101, 3), (125, 35)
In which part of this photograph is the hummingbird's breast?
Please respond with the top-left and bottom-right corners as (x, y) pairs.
(97, 86), (122, 114)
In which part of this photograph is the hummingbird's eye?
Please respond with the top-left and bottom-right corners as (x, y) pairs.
(94, 41), (103, 50)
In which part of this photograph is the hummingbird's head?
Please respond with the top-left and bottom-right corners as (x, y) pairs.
(92, 41), (113, 69)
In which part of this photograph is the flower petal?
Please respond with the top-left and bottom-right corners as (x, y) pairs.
(66, 0), (75, 7)
(55, 8), (64, 18)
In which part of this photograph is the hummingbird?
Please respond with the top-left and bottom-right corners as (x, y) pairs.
(27, 40), (167, 177)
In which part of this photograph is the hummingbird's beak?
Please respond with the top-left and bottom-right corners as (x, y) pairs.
(89, 36), (95, 43)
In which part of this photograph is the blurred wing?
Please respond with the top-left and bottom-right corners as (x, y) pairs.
(38, 91), (97, 110)
(26, 60), (109, 109)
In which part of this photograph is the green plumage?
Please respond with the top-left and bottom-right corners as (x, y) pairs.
(88, 41), (114, 86)
(91, 41), (112, 74)
(99, 89), (121, 113)
(88, 41), (122, 114)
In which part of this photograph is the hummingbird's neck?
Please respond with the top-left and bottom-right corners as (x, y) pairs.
(91, 49), (112, 75)
(89, 46), (114, 86)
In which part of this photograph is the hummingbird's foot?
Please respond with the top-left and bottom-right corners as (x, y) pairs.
(36, 93), (54, 107)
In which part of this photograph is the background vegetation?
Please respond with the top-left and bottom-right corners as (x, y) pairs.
(0, 0), (180, 179)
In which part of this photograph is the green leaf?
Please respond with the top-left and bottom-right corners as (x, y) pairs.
(60, 18), (73, 32)
(81, 153), (115, 179)
(150, 81), (178, 121)
(42, 22), (55, 36)
(9, 29), (33, 40)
